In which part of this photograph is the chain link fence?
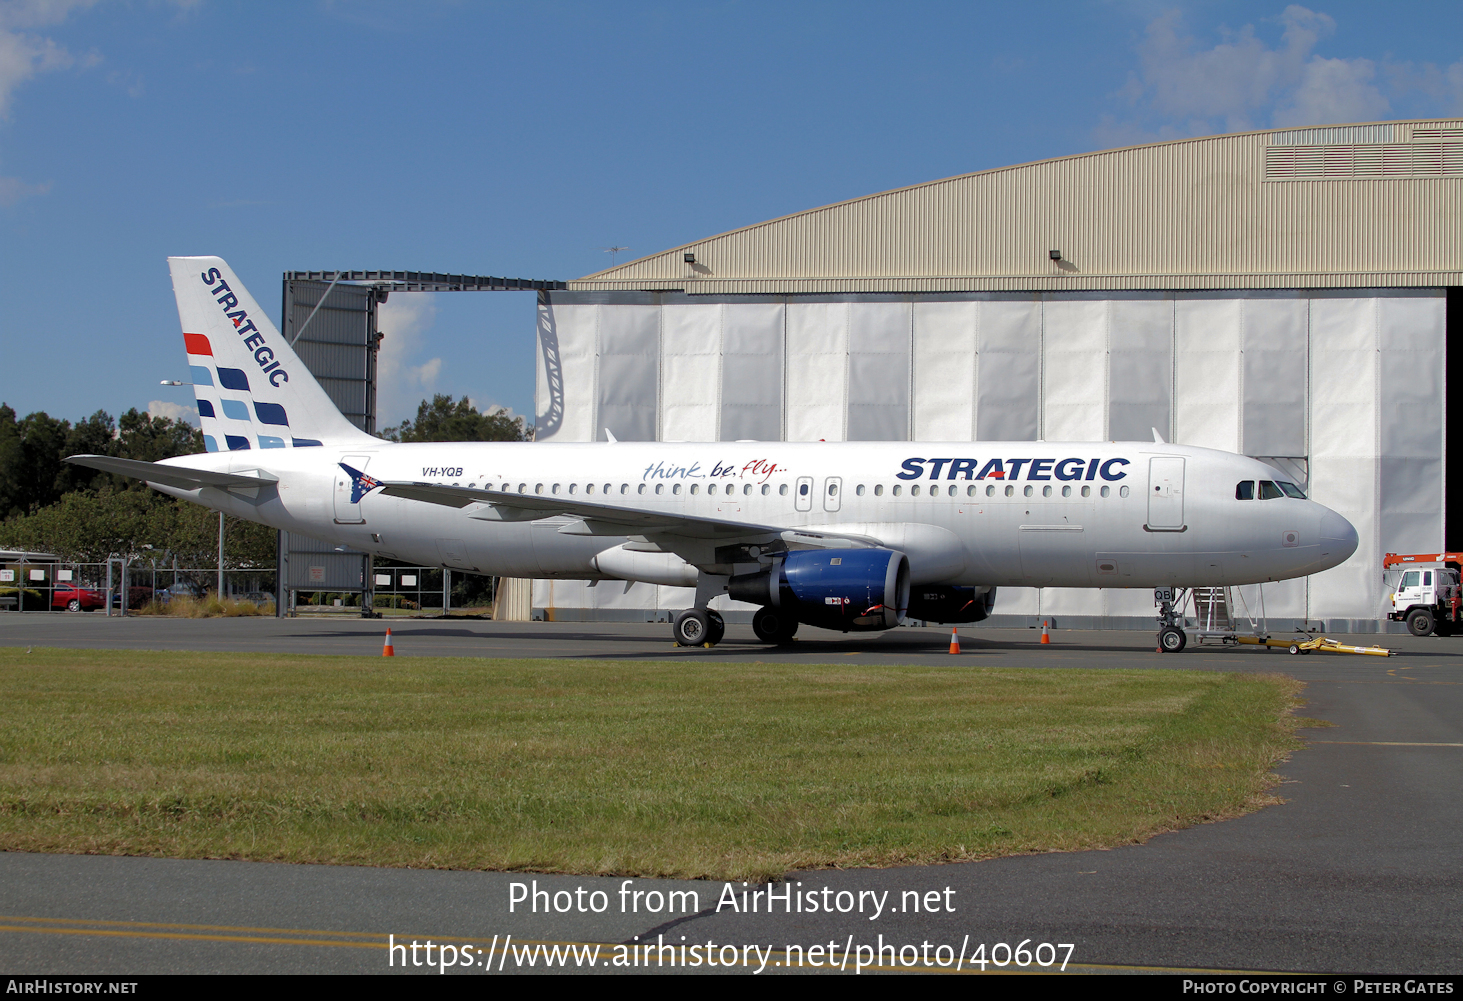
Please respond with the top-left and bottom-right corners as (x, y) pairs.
(1, 557), (504, 617)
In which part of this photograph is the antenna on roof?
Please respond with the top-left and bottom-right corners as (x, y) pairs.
(600, 246), (631, 266)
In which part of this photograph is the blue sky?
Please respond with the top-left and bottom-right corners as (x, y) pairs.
(1, 0), (1461, 430)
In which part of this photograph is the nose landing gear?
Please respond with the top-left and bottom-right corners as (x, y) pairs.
(1156, 591), (1188, 653)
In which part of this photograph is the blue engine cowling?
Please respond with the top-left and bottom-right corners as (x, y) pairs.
(906, 585), (997, 623)
(728, 548), (910, 632)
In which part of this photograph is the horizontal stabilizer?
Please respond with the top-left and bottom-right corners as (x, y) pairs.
(65, 454), (279, 491)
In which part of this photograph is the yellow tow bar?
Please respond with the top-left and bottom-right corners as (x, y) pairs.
(1234, 635), (1394, 657)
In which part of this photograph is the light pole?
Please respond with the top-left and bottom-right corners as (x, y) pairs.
(217, 512), (225, 600)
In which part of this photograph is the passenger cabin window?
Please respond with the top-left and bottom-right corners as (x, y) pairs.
(1259, 480), (1284, 499)
(1236, 481), (1254, 500)
(1277, 481), (1307, 499)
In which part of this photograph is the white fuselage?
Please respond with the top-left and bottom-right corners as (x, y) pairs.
(152, 439), (1358, 590)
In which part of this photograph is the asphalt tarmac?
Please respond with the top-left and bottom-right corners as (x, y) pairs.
(0, 613), (1459, 975)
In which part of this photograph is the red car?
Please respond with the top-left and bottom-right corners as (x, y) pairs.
(51, 583), (105, 612)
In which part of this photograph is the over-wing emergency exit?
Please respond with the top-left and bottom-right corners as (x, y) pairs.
(66, 257), (1359, 650)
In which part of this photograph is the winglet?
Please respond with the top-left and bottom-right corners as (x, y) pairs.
(604, 428), (618, 443)
(1152, 427), (1167, 444)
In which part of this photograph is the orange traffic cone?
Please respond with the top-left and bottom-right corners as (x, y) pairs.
(382, 628), (395, 657)
(949, 627), (960, 654)
(1040, 620), (1051, 644)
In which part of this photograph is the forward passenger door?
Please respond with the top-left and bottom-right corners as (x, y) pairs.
(1146, 457), (1185, 530)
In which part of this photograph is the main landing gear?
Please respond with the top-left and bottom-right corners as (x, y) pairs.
(751, 606), (798, 645)
(672, 608), (725, 647)
(671, 606), (801, 647)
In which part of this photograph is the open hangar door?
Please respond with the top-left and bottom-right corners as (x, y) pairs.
(274, 270), (564, 617)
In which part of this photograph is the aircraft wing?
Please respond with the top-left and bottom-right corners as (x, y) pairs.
(376, 480), (879, 547)
(65, 455), (279, 491)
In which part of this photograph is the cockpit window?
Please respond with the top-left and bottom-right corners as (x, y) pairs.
(1258, 480), (1284, 500)
(1277, 481), (1306, 499)
(1235, 481), (1254, 500)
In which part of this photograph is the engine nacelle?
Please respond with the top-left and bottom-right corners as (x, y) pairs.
(907, 585), (997, 623)
(729, 548), (910, 632)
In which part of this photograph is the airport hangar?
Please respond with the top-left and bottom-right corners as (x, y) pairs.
(521, 118), (1463, 632)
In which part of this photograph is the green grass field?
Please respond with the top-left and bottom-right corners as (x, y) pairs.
(0, 648), (1305, 880)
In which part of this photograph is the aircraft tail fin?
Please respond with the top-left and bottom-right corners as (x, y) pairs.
(167, 256), (373, 453)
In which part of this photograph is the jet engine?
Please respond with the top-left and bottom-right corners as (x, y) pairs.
(728, 548), (910, 632)
(906, 585), (997, 623)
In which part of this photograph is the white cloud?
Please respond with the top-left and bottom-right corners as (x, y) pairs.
(468, 400), (522, 422)
(1274, 55), (1389, 127)
(0, 0), (96, 209)
(147, 399), (198, 426)
(0, 21), (73, 117)
(1385, 58), (1463, 116)
(0, 0), (96, 117)
(375, 292), (443, 424)
(1105, 5), (1393, 141)
(0, 172), (46, 204)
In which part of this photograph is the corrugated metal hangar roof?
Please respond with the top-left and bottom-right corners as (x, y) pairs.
(570, 119), (1463, 294)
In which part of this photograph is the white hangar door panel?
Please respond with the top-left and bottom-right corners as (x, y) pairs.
(1147, 457), (1185, 530)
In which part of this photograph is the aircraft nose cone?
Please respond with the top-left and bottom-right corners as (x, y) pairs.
(1320, 510), (1359, 557)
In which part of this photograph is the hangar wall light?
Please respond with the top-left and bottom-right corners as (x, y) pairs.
(684, 252), (696, 264)
(1049, 249), (1063, 261)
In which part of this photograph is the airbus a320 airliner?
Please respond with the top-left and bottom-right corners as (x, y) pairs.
(68, 257), (1359, 651)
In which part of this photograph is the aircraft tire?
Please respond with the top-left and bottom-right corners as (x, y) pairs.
(1406, 608), (1435, 637)
(752, 607), (798, 644)
(673, 609), (711, 647)
(1158, 627), (1186, 653)
(706, 610), (725, 646)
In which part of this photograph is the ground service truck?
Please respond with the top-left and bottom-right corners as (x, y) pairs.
(1383, 552), (1463, 636)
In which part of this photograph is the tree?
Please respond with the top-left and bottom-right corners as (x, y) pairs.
(0, 403), (216, 561)
(0, 404), (203, 520)
(381, 395), (531, 443)
(0, 487), (276, 566)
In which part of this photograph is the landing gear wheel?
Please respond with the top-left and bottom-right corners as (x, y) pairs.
(1406, 608), (1435, 637)
(1158, 627), (1187, 653)
(752, 607), (798, 644)
(706, 610), (725, 647)
(673, 609), (711, 647)
(66, 599), (81, 612)
(1288, 643), (1301, 655)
